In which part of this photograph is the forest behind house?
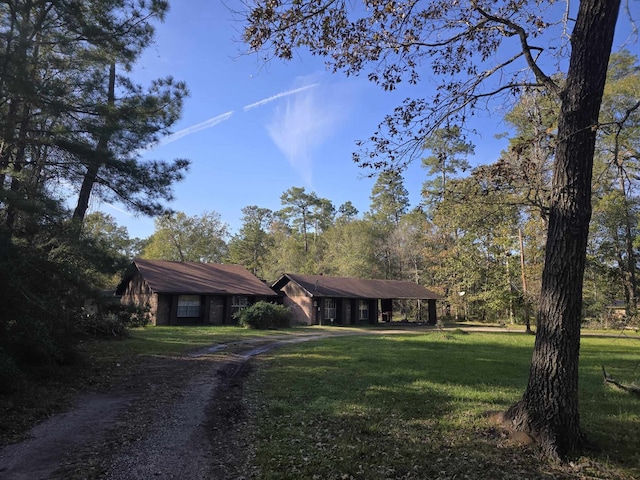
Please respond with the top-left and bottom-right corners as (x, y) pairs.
(0, 2), (638, 403)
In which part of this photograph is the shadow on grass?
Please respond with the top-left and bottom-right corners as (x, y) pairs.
(251, 331), (640, 479)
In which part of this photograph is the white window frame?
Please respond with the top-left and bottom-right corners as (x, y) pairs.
(177, 295), (201, 317)
(358, 300), (369, 321)
(232, 295), (250, 315)
(324, 298), (336, 321)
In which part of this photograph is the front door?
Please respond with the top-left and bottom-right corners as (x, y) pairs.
(208, 297), (225, 325)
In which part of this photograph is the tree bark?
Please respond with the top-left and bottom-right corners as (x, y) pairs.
(504, 0), (620, 458)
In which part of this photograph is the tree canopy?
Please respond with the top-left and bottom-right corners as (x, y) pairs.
(142, 211), (229, 263)
(242, 0), (625, 458)
(0, 0), (188, 385)
(0, 0), (189, 237)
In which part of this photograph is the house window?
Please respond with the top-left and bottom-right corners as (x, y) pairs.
(324, 298), (336, 321)
(177, 295), (200, 317)
(232, 295), (249, 315)
(358, 300), (369, 321)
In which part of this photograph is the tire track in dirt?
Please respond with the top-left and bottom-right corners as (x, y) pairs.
(0, 331), (356, 480)
(0, 393), (134, 480)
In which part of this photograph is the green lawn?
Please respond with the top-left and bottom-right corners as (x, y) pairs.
(3, 325), (638, 478)
(245, 330), (640, 479)
(83, 324), (315, 356)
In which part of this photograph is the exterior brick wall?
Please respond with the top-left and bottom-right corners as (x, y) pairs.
(281, 283), (315, 325)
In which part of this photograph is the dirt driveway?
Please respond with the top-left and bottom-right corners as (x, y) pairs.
(0, 331), (363, 480)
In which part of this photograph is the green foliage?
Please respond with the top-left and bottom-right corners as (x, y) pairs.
(0, 347), (23, 394)
(0, 223), (151, 392)
(421, 125), (474, 207)
(0, 1), (190, 390)
(78, 302), (151, 338)
(235, 301), (291, 329)
(80, 212), (140, 288)
(367, 170), (409, 226)
(321, 219), (383, 278)
(337, 201), (358, 221)
(142, 211), (229, 262)
(424, 175), (522, 322)
(262, 217), (325, 280)
(226, 206), (273, 278)
(587, 50), (640, 320)
(278, 186), (334, 257)
(0, 233), (87, 369)
(0, 1), (188, 234)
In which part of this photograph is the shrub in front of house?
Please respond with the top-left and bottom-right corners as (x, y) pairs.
(235, 301), (291, 329)
(77, 303), (151, 338)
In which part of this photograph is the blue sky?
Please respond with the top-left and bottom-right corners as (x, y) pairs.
(96, 1), (637, 240)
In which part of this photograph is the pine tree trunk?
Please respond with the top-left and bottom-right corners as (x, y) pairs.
(73, 62), (116, 226)
(504, 0), (620, 458)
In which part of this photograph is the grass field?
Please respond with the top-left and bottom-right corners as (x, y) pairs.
(79, 324), (310, 357)
(2, 325), (638, 478)
(244, 330), (640, 479)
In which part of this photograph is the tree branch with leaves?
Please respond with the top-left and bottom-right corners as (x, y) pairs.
(242, 0), (625, 458)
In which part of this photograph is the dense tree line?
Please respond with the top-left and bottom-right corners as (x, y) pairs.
(0, 1), (188, 390)
(1, 0), (636, 460)
(132, 48), (639, 330)
(106, 50), (635, 333)
(80, 54), (633, 333)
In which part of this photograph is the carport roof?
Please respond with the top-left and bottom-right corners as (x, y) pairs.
(272, 273), (443, 300)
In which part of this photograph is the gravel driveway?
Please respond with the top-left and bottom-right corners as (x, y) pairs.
(0, 332), (352, 480)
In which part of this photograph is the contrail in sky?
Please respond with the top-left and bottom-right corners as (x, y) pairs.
(148, 83), (320, 149)
(105, 203), (132, 216)
(243, 83), (320, 111)
(157, 111), (234, 147)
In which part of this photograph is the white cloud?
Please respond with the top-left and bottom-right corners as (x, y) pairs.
(266, 79), (345, 185)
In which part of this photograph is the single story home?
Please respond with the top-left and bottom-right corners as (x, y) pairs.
(116, 259), (278, 325)
(272, 273), (443, 326)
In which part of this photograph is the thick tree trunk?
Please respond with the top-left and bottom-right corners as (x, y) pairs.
(504, 0), (620, 458)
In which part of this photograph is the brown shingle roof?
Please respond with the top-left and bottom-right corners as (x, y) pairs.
(128, 259), (277, 296)
(273, 273), (442, 300)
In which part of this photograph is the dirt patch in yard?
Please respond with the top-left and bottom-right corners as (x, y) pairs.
(0, 333), (345, 479)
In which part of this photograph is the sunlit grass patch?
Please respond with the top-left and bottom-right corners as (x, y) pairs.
(245, 331), (640, 479)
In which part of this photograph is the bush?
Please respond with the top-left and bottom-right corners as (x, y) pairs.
(235, 301), (291, 329)
(77, 302), (150, 338)
(0, 226), (148, 391)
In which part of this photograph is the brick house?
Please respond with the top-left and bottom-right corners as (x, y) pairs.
(272, 273), (442, 326)
(116, 259), (278, 325)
